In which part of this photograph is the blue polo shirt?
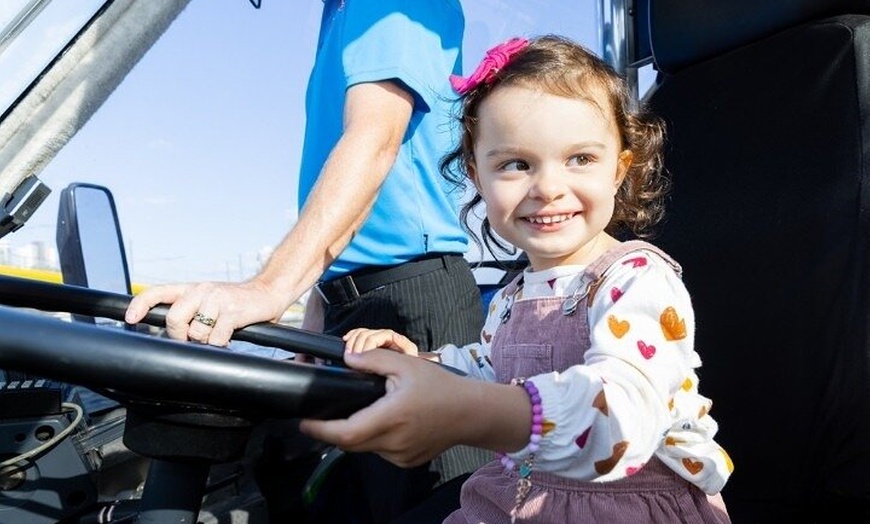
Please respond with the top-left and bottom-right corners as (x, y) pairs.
(298, 0), (468, 281)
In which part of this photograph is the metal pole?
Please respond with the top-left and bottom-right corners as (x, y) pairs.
(598, 0), (639, 100)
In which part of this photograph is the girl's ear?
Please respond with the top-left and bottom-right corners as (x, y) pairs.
(614, 150), (633, 188)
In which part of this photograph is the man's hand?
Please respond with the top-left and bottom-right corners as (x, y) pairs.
(125, 279), (288, 346)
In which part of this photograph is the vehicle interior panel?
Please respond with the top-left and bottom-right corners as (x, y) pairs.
(645, 0), (870, 521)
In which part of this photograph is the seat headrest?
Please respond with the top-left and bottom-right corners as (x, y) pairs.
(649, 0), (870, 74)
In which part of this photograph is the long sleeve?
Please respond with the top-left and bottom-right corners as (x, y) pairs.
(508, 251), (733, 494)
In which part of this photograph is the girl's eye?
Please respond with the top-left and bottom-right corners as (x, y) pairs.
(568, 154), (592, 167)
(501, 160), (530, 172)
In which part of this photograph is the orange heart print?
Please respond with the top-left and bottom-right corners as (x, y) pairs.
(660, 306), (687, 341)
(607, 315), (630, 338)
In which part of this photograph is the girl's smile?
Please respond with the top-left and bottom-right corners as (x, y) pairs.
(521, 212), (581, 235)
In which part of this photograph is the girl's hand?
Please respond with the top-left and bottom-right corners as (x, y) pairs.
(343, 328), (419, 356)
(299, 349), (471, 467)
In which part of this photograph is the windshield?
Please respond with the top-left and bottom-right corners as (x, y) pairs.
(0, 0), (107, 119)
(0, 1), (603, 286)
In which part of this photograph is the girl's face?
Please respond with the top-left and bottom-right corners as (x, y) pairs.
(470, 84), (631, 272)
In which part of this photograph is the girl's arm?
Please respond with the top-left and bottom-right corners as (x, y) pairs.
(299, 349), (532, 467)
(340, 287), (514, 380)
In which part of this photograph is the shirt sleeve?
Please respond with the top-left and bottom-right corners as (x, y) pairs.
(508, 251), (731, 493)
(342, 0), (463, 111)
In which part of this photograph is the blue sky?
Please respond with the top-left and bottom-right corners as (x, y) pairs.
(10, 1), (599, 285)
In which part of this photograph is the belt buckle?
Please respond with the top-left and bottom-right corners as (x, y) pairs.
(314, 282), (332, 305)
(315, 275), (361, 305)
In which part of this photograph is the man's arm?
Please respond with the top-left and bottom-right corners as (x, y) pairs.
(256, 80), (414, 301)
(126, 81), (414, 345)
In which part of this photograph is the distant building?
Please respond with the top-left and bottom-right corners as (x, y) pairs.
(0, 239), (59, 270)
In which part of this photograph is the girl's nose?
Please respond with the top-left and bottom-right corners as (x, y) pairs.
(528, 167), (566, 202)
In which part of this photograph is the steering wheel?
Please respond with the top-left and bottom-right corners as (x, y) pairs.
(0, 275), (392, 523)
(0, 274), (385, 420)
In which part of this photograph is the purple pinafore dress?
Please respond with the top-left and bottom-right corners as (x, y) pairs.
(444, 241), (730, 524)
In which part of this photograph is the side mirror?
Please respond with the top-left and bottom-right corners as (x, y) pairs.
(56, 183), (132, 325)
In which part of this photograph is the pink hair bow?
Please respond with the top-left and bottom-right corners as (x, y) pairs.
(449, 37), (529, 95)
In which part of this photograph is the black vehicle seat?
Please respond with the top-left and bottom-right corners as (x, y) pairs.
(643, 1), (870, 522)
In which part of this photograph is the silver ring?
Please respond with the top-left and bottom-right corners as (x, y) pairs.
(193, 312), (216, 328)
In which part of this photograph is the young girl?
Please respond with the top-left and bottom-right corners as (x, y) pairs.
(301, 35), (733, 523)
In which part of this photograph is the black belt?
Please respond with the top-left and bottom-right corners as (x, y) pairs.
(316, 254), (460, 305)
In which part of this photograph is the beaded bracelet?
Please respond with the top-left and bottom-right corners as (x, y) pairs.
(496, 378), (543, 523)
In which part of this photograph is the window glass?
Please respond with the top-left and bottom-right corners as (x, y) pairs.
(0, 0), (107, 116)
(3, 1), (602, 290)
(464, 1), (600, 66)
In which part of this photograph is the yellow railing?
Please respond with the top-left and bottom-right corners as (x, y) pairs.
(0, 264), (146, 295)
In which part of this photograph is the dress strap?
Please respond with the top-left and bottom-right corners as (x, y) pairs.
(498, 240), (680, 303)
(584, 240), (682, 281)
(581, 241), (682, 308)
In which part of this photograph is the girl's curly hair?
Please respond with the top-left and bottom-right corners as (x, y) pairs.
(441, 35), (669, 257)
